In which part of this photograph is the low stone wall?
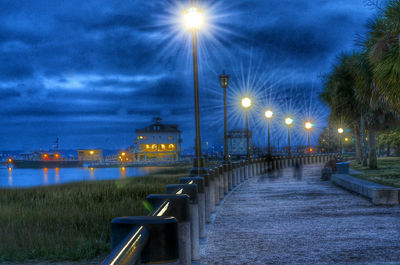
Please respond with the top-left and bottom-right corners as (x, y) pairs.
(331, 174), (400, 205)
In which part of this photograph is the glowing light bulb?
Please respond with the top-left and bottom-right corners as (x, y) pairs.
(265, 110), (273, 119)
(184, 7), (203, 30)
(285, 117), (293, 125)
(305, 122), (313, 130)
(241, 97), (251, 108)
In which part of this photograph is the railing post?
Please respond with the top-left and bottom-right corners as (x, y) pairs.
(146, 194), (190, 265)
(166, 184), (200, 261)
(213, 167), (220, 206)
(228, 163), (233, 190)
(208, 168), (216, 214)
(223, 164), (229, 194)
(218, 166), (224, 201)
(240, 161), (245, 181)
(235, 162), (240, 185)
(179, 177), (206, 238)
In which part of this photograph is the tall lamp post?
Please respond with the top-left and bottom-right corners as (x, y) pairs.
(219, 71), (230, 161)
(305, 122), (313, 154)
(241, 97), (252, 160)
(265, 110), (273, 156)
(285, 117), (294, 157)
(338, 127), (344, 154)
(184, 4), (205, 174)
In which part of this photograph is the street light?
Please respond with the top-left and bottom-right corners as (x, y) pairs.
(305, 121), (313, 154)
(285, 117), (293, 157)
(184, 3), (205, 175)
(241, 97), (252, 160)
(219, 71), (229, 162)
(265, 110), (273, 156)
(338, 127), (344, 154)
(184, 7), (203, 30)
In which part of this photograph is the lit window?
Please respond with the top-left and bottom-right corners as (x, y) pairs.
(168, 136), (173, 140)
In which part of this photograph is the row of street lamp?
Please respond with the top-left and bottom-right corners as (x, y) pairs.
(239, 97), (316, 158)
(184, 3), (348, 175)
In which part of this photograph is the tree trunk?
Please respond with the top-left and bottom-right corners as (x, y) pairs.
(387, 143), (391, 156)
(355, 126), (362, 164)
(369, 128), (378, 169)
(361, 114), (368, 166)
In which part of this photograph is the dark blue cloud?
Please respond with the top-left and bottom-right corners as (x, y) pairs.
(0, 0), (373, 150)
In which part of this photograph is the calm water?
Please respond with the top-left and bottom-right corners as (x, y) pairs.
(0, 167), (159, 188)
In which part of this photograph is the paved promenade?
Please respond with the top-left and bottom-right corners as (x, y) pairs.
(200, 164), (400, 264)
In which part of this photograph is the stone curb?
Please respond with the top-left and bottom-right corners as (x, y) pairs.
(331, 174), (400, 205)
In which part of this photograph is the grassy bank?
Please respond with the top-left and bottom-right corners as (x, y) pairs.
(0, 164), (191, 262)
(350, 157), (400, 188)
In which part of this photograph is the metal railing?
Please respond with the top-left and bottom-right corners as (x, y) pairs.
(101, 154), (339, 265)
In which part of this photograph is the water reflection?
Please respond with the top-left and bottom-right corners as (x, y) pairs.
(55, 168), (60, 184)
(43, 168), (48, 185)
(0, 166), (160, 188)
(120, 167), (127, 178)
(8, 168), (12, 187)
(89, 167), (94, 180)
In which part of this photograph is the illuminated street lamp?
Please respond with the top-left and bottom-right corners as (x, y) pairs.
(338, 127), (344, 154)
(305, 121), (313, 154)
(184, 4), (205, 174)
(265, 110), (273, 156)
(219, 71), (230, 161)
(241, 97), (252, 160)
(285, 117), (294, 157)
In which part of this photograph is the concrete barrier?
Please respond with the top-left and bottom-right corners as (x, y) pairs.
(331, 174), (400, 205)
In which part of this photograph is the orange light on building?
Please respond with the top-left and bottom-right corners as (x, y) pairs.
(55, 154), (60, 159)
(7, 158), (12, 163)
(121, 152), (126, 156)
(309, 148), (313, 153)
(43, 154), (48, 159)
(89, 150), (94, 155)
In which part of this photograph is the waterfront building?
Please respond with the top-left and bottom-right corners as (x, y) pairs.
(227, 129), (253, 158)
(135, 118), (181, 161)
(77, 149), (103, 162)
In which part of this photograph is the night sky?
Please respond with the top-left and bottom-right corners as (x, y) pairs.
(0, 0), (373, 151)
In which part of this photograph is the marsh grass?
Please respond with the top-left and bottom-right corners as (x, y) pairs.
(350, 157), (400, 187)
(0, 165), (191, 262)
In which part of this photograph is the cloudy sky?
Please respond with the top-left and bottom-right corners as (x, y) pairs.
(0, 0), (374, 151)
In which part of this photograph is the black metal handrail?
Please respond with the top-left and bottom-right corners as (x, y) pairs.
(102, 226), (148, 265)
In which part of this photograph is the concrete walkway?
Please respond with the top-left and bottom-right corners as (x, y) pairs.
(200, 164), (400, 264)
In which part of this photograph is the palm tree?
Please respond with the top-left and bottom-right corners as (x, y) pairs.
(366, 0), (400, 113)
(320, 54), (364, 162)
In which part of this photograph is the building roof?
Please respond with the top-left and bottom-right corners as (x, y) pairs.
(136, 117), (181, 133)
